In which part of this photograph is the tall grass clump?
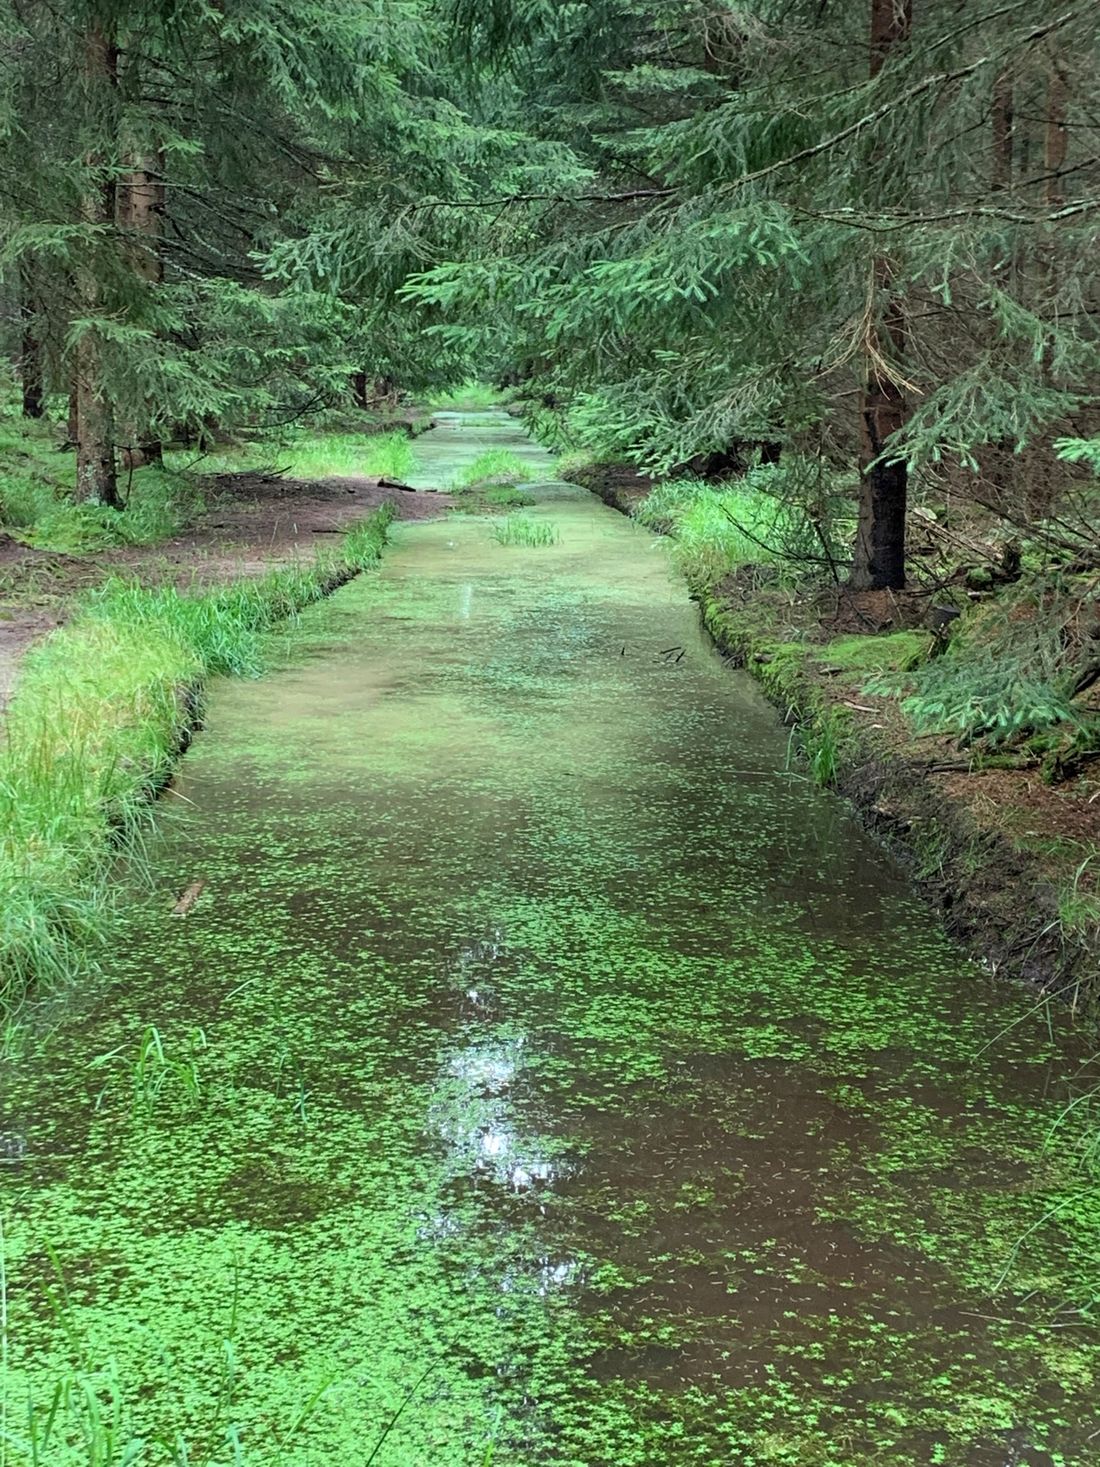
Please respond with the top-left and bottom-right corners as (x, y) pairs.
(490, 515), (558, 547)
(636, 459), (847, 588)
(0, 507), (393, 1007)
(166, 429), (417, 483)
(454, 449), (531, 490)
(287, 429), (415, 480)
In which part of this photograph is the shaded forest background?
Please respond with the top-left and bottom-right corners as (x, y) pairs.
(0, 0), (1097, 748)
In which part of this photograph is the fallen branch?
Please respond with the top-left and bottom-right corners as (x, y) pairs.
(172, 880), (206, 916)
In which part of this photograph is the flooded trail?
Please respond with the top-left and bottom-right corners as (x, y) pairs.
(2, 413), (1099, 1466)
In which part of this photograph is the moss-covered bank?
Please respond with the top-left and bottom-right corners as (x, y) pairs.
(568, 462), (1099, 1010)
(0, 506), (393, 1007)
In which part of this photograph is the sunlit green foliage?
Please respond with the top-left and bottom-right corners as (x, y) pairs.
(490, 514), (558, 546)
(170, 430), (418, 483)
(634, 457), (848, 584)
(455, 449), (531, 489)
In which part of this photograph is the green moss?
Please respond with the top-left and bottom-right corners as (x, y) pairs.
(813, 630), (930, 673)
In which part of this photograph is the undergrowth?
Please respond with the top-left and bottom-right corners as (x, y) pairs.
(0, 419), (202, 554)
(866, 581), (1099, 751)
(428, 381), (504, 411)
(635, 459), (847, 586)
(0, 507), (393, 1009)
(454, 449), (531, 489)
(491, 515), (558, 547)
(169, 429), (416, 483)
(0, 416), (413, 555)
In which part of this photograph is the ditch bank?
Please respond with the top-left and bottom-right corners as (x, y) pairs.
(0, 507), (395, 1010)
(569, 462), (1100, 1012)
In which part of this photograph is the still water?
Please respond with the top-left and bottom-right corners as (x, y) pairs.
(2, 413), (1098, 1465)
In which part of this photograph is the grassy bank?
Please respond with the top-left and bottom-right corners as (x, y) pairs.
(568, 460), (1100, 1010)
(164, 426), (419, 484)
(0, 507), (393, 1009)
(0, 417), (202, 556)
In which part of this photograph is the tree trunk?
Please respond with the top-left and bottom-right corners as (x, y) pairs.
(1045, 57), (1068, 207)
(992, 68), (1013, 192)
(1039, 54), (1068, 387)
(851, 0), (912, 592)
(75, 23), (121, 506)
(20, 262), (44, 420)
(118, 151), (165, 467)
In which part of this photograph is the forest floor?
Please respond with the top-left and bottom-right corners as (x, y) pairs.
(0, 461), (452, 707)
(572, 461), (1100, 1012)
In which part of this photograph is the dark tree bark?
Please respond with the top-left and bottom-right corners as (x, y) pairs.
(851, 0), (912, 591)
(118, 151), (166, 467)
(992, 68), (1014, 192)
(75, 23), (121, 506)
(20, 263), (44, 419)
(1045, 57), (1068, 205)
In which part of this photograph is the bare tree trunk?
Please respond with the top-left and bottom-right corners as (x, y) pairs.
(981, 68), (1017, 510)
(1045, 57), (1068, 206)
(20, 262), (44, 419)
(1038, 52), (1068, 392)
(75, 24), (121, 506)
(992, 68), (1014, 192)
(118, 151), (166, 466)
(851, 0), (912, 591)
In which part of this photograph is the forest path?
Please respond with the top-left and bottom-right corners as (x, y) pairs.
(1, 412), (1098, 1465)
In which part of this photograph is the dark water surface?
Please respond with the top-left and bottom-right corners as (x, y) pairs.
(2, 414), (1099, 1466)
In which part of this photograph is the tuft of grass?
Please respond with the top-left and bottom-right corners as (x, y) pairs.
(801, 709), (848, 787)
(428, 381), (503, 411)
(167, 429), (417, 483)
(490, 515), (559, 548)
(90, 1023), (207, 1117)
(293, 430), (416, 481)
(449, 483), (535, 515)
(454, 449), (531, 490)
(1057, 858), (1100, 937)
(813, 632), (930, 675)
(0, 506), (393, 1009)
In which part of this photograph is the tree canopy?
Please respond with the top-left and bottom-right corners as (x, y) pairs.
(2, 0), (1097, 585)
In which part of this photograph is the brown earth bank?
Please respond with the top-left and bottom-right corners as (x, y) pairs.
(568, 461), (1100, 1014)
(0, 472), (452, 707)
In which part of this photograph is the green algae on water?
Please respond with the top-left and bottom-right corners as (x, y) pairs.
(2, 414), (1099, 1466)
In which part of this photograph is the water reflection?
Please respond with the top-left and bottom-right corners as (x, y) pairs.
(425, 933), (576, 1290)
